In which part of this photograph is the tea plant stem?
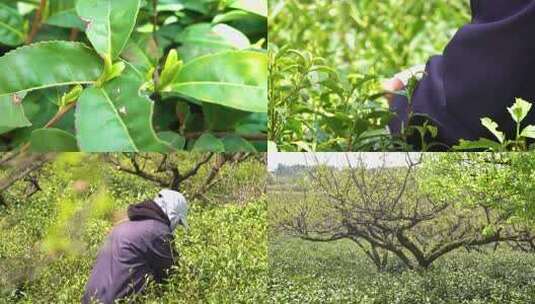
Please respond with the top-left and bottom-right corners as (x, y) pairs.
(45, 102), (76, 128)
(69, 28), (80, 41)
(26, 0), (47, 44)
(347, 126), (354, 152)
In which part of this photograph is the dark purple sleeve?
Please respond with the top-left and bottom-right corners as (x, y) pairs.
(390, 0), (535, 147)
(144, 233), (175, 282)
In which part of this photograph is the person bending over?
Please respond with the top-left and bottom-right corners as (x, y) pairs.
(385, 0), (535, 148)
(82, 189), (188, 304)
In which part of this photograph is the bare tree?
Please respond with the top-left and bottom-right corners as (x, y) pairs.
(0, 152), (263, 208)
(275, 153), (532, 271)
(0, 154), (55, 206)
(103, 153), (256, 201)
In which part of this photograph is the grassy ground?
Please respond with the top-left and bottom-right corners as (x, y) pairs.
(269, 237), (535, 304)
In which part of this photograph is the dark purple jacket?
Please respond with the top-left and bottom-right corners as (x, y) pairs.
(82, 201), (175, 304)
(390, 0), (535, 148)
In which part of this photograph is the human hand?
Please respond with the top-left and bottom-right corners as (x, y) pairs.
(382, 64), (426, 103)
(382, 77), (405, 103)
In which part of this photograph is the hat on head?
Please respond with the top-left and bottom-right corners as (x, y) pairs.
(153, 189), (188, 230)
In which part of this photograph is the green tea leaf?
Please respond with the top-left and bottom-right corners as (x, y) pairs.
(203, 103), (250, 131)
(166, 51), (267, 112)
(520, 125), (535, 139)
(7, 88), (76, 142)
(47, 0), (85, 30)
(0, 126), (12, 135)
(158, 131), (186, 150)
(76, 64), (172, 152)
(46, 9), (85, 30)
(481, 117), (505, 144)
(222, 135), (256, 152)
(0, 94), (31, 128)
(157, 3), (184, 12)
(235, 112), (267, 134)
(76, 87), (138, 152)
(229, 0), (267, 17)
(30, 128), (79, 152)
(453, 138), (503, 151)
(49, 0), (76, 13)
(192, 133), (225, 152)
(213, 10), (251, 24)
(158, 49), (182, 91)
(176, 23), (250, 62)
(0, 42), (103, 97)
(76, 0), (141, 60)
(507, 98), (532, 124)
(121, 33), (162, 75)
(0, 3), (25, 46)
(34, 25), (72, 42)
(177, 0), (215, 14)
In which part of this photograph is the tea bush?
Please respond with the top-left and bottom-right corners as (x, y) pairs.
(269, 238), (535, 304)
(0, 154), (267, 303)
(0, 0), (267, 152)
(268, 0), (471, 151)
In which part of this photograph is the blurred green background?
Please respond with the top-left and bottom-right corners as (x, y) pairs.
(270, 0), (469, 81)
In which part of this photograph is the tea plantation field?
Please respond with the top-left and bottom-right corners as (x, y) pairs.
(269, 238), (535, 304)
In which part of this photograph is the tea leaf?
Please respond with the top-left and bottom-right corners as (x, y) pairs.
(0, 2), (25, 46)
(76, 0), (141, 60)
(229, 0), (267, 17)
(0, 42), (103, 97)
(121, 33), (162, 75)
(76, 64), (172, 152)
(166, 51), (267, 112)
(30, 128), (79, 152)
(454, 138), (503, 151)
(222, 134), (257, 152)
(192, 133), (225, 152)
(0, 94), (31, 128)
(520, 125), (535, 139)
(76, 87), (137, 151)
(47, 0), (85, 30)
(157, 131), (186, 150)
(176, 23), (250, 62)
(481, 117), (505, 144)
(507, 98), (532, 123)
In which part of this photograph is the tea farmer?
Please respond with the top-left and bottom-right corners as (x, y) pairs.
(385, 0), (535, 148)
(82, 189), (188, 304)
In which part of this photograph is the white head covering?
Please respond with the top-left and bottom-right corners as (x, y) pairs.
(154, 189), (188, 230)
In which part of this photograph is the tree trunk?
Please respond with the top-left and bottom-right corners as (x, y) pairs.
(169, 167), (181, 191)
(349, 236), (395, 272)
(0, 193), (6, 207)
